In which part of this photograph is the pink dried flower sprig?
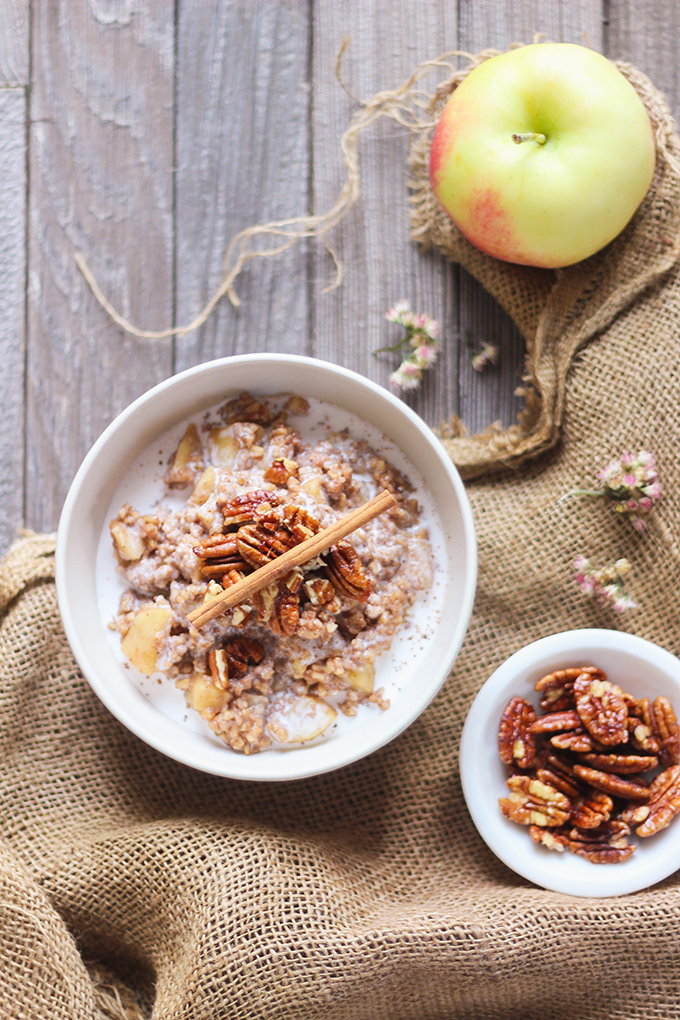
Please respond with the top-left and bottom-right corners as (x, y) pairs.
(573, 556), (637, 613)
(464, 330), (498, 373)
(560, 450), (661, 532)
(471, 343), (499, 372)
(375, 300), (440, 392)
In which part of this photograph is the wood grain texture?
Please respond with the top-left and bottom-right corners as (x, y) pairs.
(310, 0), (460, 430)
(0, 89), (26, 551)
(174, 0), (311, 372)
(607, 0), (680, 122)
(457, 1), (605, 432)
(0, 0), (29, 86)
(27, 0), (175, 531)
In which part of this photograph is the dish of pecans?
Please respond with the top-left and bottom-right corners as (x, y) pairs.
(498, 667), (680, 863)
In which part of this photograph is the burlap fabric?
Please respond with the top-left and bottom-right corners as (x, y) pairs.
(4, 57), (680, 1020)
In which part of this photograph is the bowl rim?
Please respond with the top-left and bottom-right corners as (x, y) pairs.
(56, 353), (477, 781)
(460, 627), (680, 896)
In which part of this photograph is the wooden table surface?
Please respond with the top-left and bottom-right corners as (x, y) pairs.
(0, 0), (675, 555)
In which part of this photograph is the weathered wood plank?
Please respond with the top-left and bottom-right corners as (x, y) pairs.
(457, 1), (605, 432)
(0, 0), (29, 86)
(607, 1), (680, 122)
(174, 0), (311, 372)
(0, 88), (26, 552)
(27, 0), (175, 532)
(310, 1), (460, 430)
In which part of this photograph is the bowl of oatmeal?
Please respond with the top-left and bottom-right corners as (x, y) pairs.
(57, 354), (476, 781)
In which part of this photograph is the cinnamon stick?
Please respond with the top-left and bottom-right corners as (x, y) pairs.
(186, 489), (397, 629)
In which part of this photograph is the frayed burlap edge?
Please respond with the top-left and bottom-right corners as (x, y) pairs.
(409, 52), (680, 478)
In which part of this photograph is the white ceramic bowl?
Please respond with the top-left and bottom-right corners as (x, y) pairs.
(56, 354), (477, 781)
(461, 629), (680, 897)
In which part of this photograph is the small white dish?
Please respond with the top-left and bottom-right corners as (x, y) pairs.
(56, 354), (477, 782)
(460, 629), (680, 897)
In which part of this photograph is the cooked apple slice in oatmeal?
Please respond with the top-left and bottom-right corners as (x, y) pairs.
(266, 693), (337, 743)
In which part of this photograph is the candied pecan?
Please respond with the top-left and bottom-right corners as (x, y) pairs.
(323, 542), (371, 602)
(623, 691), (645, 716)
(219, 490), (281, 525)
(650, 696), (680, 767)
(529, 710), (581, 734)
(569, 820), (631, 841)
(550, 730), (601, 753)
(537, 754), (583, 798)
(536, 767), (580, 799)
(572, 764), (650, 801)
(570, 791), (613, 829)
(577, 752), (658, 774)
(568, 820), (635, 864)
(538, 687), (576, 713)
(499, 776), (571, 827)
(535, 666), (599, 711)
(268, 583), (300, 637)
(627, 715), (660, 755)
(573, 670), (628, 746)
(636, 764), (680, 836)
(194, 532), (239, 560)
(622, 802), (651, 826)
(221, 568), (247, 589)
(263, 458), (299, 486)
(535, 666), (596, 693)
(209, 638), (265, 687)
(498, 696), (537, 770)
(281, 504), (322, 543)
(193, 533), (248, 577)
(237, 522), (297, 568)
(528, 825), (570, 852)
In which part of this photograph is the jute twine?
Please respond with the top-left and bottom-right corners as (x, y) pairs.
(7, 52), (680, 1019)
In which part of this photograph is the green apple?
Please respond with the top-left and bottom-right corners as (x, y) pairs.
(429, 44), (656, 268)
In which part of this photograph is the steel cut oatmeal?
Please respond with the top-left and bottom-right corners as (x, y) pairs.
(108, 393), (435, 754)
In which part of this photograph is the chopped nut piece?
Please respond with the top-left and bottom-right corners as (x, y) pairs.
(208, 649), (230, 689)
(264, 458), (299, 486)
(283, 395), (310, 416)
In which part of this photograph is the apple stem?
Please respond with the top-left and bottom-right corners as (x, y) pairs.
(512, 132), (547, 145)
